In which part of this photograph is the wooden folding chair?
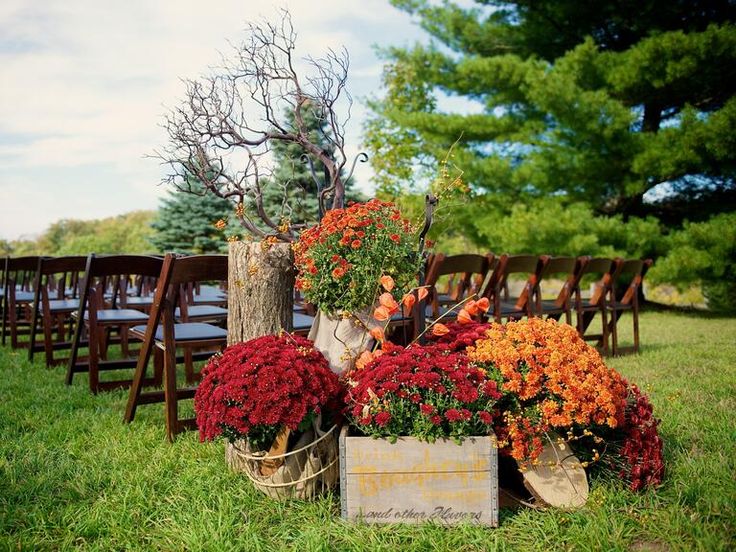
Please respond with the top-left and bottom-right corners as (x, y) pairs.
(606, 259), (653, 355)
(0, 256), (7, 343)
(66, 254), (164, 393)
(28, 255), (87, 367)
(424, 253), (495, 318)
(2, 256), (42, 348)
(480, 254), (549, 322)
(538, 256), (589, 326)
(575, 257), (621, 356)
(124, 254), (228, 441)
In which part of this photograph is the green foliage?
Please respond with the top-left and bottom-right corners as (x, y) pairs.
(1, 212), (157, 257)
(149, 178), (233, 254)
(366, 2), (736, 218)
(471, 198), (665, 259)
(650, 212), (736, 311)
(367, 1), (736, 307)
(2, 310), (736, 549)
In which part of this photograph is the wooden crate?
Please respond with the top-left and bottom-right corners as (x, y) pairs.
(339, 426), (498, 526)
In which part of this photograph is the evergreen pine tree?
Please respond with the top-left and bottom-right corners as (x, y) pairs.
(366, 1), (736, 221)
(149, 176), (233, 254)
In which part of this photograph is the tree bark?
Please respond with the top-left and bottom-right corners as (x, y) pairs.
(227, 241), (294, 345)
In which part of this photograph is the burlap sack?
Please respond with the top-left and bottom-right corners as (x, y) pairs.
(308, 309), (378, 374)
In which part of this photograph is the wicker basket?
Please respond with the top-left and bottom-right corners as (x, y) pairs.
(225, 421), (339, 500)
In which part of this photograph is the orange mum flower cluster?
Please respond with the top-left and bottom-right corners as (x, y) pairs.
(293, 200), (420, 314)
(468, 318), (628, 463)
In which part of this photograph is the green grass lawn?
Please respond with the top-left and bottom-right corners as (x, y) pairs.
(1, 310), (735, 551)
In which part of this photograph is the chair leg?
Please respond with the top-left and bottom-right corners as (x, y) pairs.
(88, 324), (100, 394)
(43, 312), (55, 368)
(9, 295), (18, 349)
(121, 325), (130, 358)
(153, 348), (164, 386)
(1, 296), (6, 346)
(164, 344), (179, 442)
(610, 309), (619, 356)
(184, 346), (195, 384)
(633, 304), (640, 354)
(600, 308), (609, 356)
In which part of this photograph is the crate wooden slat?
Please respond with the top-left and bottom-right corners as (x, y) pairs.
(339, 426), (498, 526)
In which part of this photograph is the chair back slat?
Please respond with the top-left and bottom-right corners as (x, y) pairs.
(85, 255), (164, 279)
(168, 255), (229, 286)
(480, 254), (549, 320)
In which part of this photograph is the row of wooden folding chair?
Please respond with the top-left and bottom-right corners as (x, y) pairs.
(1, 256), (41, 349)
(28, 255), (87, 366)
(2, 252), (315, 442)
(424, 253), (652, 355)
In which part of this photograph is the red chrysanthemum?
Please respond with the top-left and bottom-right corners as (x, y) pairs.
(194, 334), (341, 446)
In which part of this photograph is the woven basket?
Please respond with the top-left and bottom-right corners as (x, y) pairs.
(225, 422), (339, 501)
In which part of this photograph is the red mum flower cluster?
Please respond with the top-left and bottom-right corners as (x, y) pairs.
(194, 334), (341, 449)
(426, 320), (492, 352)
(343, 343), (501, 442)
(611, 384), (665, 491)
(293, 199), (420, 315)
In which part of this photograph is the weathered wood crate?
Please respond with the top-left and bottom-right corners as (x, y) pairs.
(339, 426), (499, 526)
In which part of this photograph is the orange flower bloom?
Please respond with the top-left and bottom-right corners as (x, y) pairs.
(355, 351), (374, 370)
(378, 292), (399, 314)
(431, 323), (450, 336)
(464, 299), (479, 316)
(476, 297), (490, 313)
(369, 327), (385, 343)
(417, 287), (429, 302)
(457, 309), (473, 325)
(373, 305), (391, 321)
(380, 275), (395, 292)
(402, 292), (416, 316)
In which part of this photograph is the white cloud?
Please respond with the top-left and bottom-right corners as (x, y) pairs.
(0, 0), (426, 240)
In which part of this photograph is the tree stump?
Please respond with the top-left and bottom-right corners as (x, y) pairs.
(227, 241), (294, 345)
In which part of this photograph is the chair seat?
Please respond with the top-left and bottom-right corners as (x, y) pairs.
(435, 293), (456, 305)
(131, 322), (227, 342)
(13, 291), (35, 302)
(540, 299), (569, 311)
(606, 301), (634, 311)
(48, 299), (80, 313)
(85, 309), (150, 323)
(293, 312), (314, 331)
(487, 301), (530, 316)
(125, 296), (155, 306)
(193, 292), (227, 304)
(175, 305), (228, 319)
(423, 304), (451, 319)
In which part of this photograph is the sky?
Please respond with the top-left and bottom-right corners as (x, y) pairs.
(0, 0), (432, 241)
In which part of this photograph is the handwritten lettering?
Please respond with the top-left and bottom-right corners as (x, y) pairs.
(358, 506), (483, 523)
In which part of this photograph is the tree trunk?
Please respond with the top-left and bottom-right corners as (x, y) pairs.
(227, 241), (294, 345)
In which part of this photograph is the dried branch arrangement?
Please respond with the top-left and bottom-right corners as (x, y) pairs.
(155, 9), (363, 241)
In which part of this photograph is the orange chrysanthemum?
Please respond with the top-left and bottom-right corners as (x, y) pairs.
(468, 318), (628, 463)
